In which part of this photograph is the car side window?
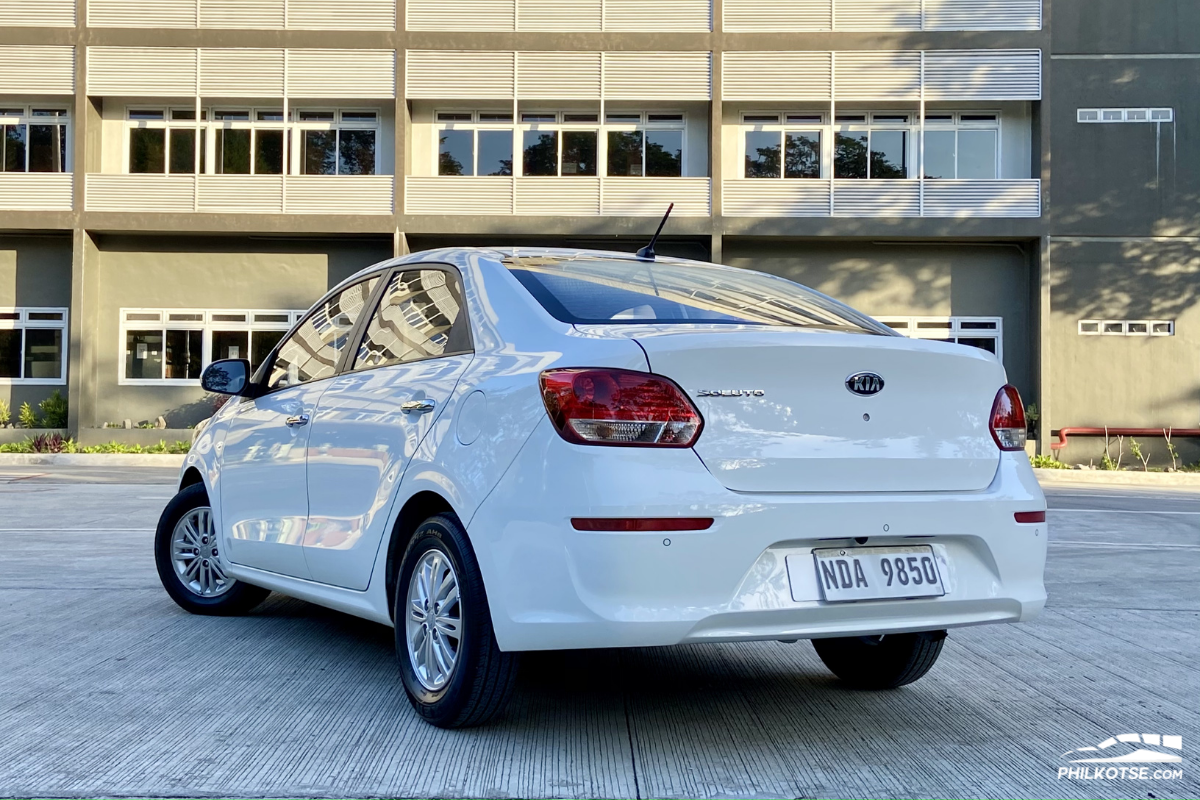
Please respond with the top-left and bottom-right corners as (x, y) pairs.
(267, 277), (380, 390)
(353, 269), (471, 371)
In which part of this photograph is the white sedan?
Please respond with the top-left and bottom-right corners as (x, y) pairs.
(156, 247), (1048, 728)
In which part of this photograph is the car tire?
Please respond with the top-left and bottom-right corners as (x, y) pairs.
(812, 630), (947, 689)
(154, 483), (270, 616)
(394, 513), (519, 728)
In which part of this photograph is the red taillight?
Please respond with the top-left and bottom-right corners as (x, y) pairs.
(1014, 511), (1045, 524)
(539, 367), (703, 447)
(989, 384), (1027, 451)
(571, 518), (714, 531)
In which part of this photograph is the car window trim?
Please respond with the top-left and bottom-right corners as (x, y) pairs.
(345, 262), (475, 376)
(253, 270), (389, 396)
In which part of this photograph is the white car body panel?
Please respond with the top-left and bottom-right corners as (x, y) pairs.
(218, 380), (327, 579)
(180, 246), (1047, 652)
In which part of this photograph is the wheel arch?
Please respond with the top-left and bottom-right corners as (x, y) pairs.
(179, 466), (205, 492)
(385, 490), (459, 623)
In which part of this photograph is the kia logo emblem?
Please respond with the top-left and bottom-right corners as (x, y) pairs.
(845, 372), (884, 396)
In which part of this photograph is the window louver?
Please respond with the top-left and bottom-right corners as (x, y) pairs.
(723, 52), (831, 100)
(517, 52), (602, 100)
(87, 47), (395, 99)
(0, 0), (76, 26)
(923, 50), (1042, 100)
(0, 46), (75, 94)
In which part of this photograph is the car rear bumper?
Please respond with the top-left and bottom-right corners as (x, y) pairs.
(469, 422), (1048, 652)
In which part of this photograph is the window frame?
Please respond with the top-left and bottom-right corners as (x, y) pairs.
(0, 106), (71, 174)
(874, 315), (1003, 360)
(0, 307), (69, 385)
(1078, 319), (1175, 337)
(738, 110), (1002, 181)
(348, 264), (475, 375)
(123, 106), (382, 176)
(433, 109), (688, 178)
(118, 307), (305, 386)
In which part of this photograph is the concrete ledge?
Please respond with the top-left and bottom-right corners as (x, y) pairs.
(1035, 468), (1200, 487)
(0, 453), (185, 467)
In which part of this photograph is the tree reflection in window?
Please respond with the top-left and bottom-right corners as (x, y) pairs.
(523, 131), (558, 176)
(744, 131), (780, 178)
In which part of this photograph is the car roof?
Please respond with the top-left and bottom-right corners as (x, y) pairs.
(341, 246), (697, 286)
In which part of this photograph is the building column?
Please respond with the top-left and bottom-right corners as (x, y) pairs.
(1036, 234), (1052, 456)
(67, 229), (100, 436)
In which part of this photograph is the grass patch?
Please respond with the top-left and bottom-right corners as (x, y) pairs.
(0, 436), (190, 455)
(1029, 454), (1071, 469)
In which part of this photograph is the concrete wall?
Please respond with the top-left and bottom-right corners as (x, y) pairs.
(1048, 238), (1200, 429)
(723, 240), (1035, 398)
(88, 235), (392, 427)
(0, 235), (73, 416)
(1049, 59), (1199, 237)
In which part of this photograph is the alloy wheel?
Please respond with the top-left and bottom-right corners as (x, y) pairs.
(405, 549), (463, 691)
(170, 506), (235, 598)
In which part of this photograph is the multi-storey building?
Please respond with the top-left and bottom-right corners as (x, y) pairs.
(0, 0), (1196, 461)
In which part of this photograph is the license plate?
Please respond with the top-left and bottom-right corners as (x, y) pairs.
(804, 545), (946, 602)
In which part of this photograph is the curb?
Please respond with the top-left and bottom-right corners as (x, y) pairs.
(1034, 468), (1200, 487)
(0, 453), (186, 467)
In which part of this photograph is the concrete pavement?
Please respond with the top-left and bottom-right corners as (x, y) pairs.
(0, 469), (1196, 799)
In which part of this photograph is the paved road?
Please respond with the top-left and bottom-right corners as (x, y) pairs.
(0, 469), (1196, 799)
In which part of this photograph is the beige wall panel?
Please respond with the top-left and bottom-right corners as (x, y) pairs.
(518, 0), (601, 31)
(407, 51), (515, 99)
(288, 50), (396, 99)
(199, 49), (286, 97)
(923, 49), (1042, 100)
(289, 0), (395, 30)
(517, 52), (601, 100)
(199, 0), (285, 28)
(604, 0), (710, 31)
(724, 0), (830, 32)
(834, 51), (921, 100)
(0, 0), (76, 26)
(723, 52), (831, 101)
(0, 46), (75, 95)
(87, 47), (197, 97)
(604, 52), (711, 100)
(408, 0), (513, 31)
(835, 0), (920, 30)
(88, 0), (196, 28)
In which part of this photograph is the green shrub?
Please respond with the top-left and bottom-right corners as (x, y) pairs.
(38, 390), (68, 429)
(0, 398), (10, 426)
(17, 402), (38, 428)
(1029, 454), (1070, 469)
(0, 438), (190, 454)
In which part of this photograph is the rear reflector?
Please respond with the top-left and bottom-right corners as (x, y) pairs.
(540, 367), (703, 447)
(571, 518), (714, 532)
(990, 384), (1028, 451)
(1014, 511), (1045, 523)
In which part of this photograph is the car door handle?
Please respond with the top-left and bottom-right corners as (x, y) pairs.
(285, 414), (310, 427)
(401, 400), (436, 414)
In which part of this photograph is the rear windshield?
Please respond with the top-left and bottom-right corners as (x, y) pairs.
(504, 255), (891, 334)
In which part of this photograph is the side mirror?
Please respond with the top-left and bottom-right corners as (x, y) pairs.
(201, 359), (254, 396)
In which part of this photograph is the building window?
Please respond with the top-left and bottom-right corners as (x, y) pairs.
(922, 113), (999, 179)
(124, 108), (380, 176)
(128, 109), (207, 174)
(120, 308), (306, 384)
(435, 110), (685, 178)
(739, 111), (1000, 181)
(0, 308), (68, 384)
(0, 107), (69, 173)
(1078, 108), (1174, 124)
(876, 316), (1003, 359)
(1079, 319), (1174, 336)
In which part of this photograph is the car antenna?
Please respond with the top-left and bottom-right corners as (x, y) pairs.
(636, 203), (674, 260)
